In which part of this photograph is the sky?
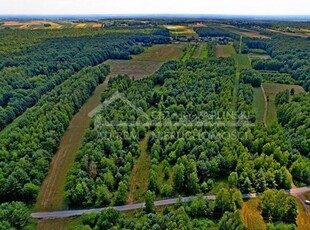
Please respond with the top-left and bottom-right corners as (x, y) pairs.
(1, 0), (310, 16)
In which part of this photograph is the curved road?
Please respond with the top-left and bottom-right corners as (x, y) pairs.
(32, 186), (310, 219)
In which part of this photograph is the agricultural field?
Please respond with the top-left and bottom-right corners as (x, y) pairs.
(180, 43), (197, 61)
(0, 20), (63, 29)
(267, 29), (310, 38)
(232, 54), (251, 70)
(216, 43), (236, 57)
(262, 83), (305, 124)
(195, 42), (208, 59)
(105, 60), (163, 80)
(132, 43), (186, 61)
(164, 24), (198, 38)
(217, 24), (271, 39)
(0, 16), (309, 230)
(106, 43), (187, 80)
(0, 20), (104, 29)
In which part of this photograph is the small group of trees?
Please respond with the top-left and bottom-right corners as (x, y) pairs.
(260, 190), (297, 222)
(195, 27), (240, 40)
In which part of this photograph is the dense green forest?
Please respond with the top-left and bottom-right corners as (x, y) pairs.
(0, 31), (169, 130)
(0, 65), (110, 202)
(277, 92), (310, 183)
(242, 34), (310, 91)
(66, 58), (299, 209)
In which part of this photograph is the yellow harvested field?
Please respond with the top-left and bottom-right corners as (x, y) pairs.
(164, 25), (197, 38)
(241, 199), (266, 230)
(3, 20), (62, 29)
(76, 23), (87, 28)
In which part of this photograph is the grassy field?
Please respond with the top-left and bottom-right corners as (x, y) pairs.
(127, 132), (151, 204)
(105, 60), (163, 80)
(0, 20), (103, 29)
(1, 20), (63, 29)
(193, 42), (208, 59)
(253, 87), (265, 123)
(181, 44), (197, 62)
(164, 25), (198, 38)
(216, 43), (236, 57)
(107, 43), (187, 79)
(132, 43), (186, 61)
(241, 199), (266, 230)
(262, 83), (305, 124)
(37, 217), (82, 230)
(232, 54), (251, 70)
(296, 199), (310, 230)
(249, 54), (271, 61)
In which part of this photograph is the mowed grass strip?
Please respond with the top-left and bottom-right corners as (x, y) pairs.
(193, 42), (208, 59)
(181, 44), (197, 62)
(262, 83), (305, 124)
(253, 87), (265, 123)
(216, 43), (236, 58)
(232, 54), (251, 70)
(127, 132), (151, 204)
(241, 199), (266, 230)
(132, 43), (186, 62)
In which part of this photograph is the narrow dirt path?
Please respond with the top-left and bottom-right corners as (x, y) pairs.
(260, 84), (268, 127)
(35, 78), (110, 212)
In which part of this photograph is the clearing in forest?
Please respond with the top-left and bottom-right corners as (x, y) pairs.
(127, 132), (151, 204)
(262, 83), (305, 124)
(107, 43), (187, 80)
(105, 60), (163, 80)
(253, 87), (266, 123)
(232, 54), (251, 70)
(241, 199), (266, 230)
(132, 43), (186, 62)
(193, 42), (208, 59)
(216, 43), (236, 57)
(180, 44), (197, 62)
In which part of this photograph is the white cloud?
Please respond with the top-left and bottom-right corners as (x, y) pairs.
(1, 0), (310, 15)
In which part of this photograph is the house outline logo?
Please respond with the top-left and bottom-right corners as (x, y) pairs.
(88, 91), (151, 129)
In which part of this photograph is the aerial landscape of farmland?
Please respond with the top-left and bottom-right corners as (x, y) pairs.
(0, 0), (310, 230)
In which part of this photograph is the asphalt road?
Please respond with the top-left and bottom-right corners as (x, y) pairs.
(31, 186), (310, 219)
